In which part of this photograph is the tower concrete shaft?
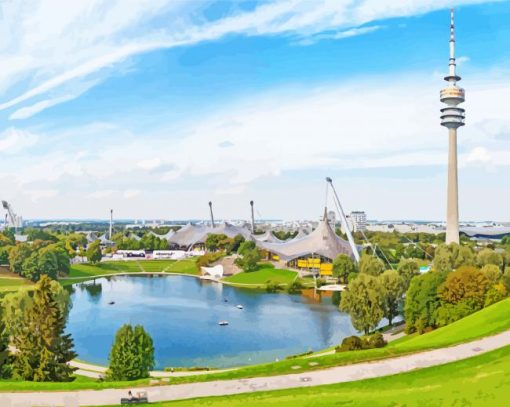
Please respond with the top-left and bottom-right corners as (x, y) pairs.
(250, 200), (255, 233)
(208, 201), (215, 228)
(109, 209), (113, 239)
(440, 8), (465, 244)
(446, 129), (459, 244)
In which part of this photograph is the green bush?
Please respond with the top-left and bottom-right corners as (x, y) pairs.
(287, 280), (304, 294)
(196, 251), (225, 271)
(336, 333), (387, 353)
(365, 332), (387, 348)
(336, 336), (363, 351)
(266, 281), (282, 293)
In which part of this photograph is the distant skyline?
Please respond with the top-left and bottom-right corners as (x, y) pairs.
(0, 0), (509, 221)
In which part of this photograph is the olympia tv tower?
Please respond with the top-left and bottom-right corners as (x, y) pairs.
(440, 8), (465, 244)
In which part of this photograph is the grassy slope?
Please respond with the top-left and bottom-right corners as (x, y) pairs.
(141, 345), (510, 407)
(223, 268), (297, 286)
(1, 297), (509, 392)
(0, 270), (33, 292)
(67, 259), (199, 279)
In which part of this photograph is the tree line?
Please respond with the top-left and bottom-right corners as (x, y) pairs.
(336, 244), (510, 335)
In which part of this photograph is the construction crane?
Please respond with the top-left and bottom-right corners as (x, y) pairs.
(1, 200), (23, 232)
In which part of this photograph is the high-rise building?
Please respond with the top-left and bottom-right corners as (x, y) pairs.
(349, 211), (367, 232)
(440, 9), (465, 245)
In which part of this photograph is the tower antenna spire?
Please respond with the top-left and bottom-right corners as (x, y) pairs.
(449, 8), (457, 80)
(440, 8), (465, 245)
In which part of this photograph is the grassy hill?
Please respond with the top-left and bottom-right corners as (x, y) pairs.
(146, 344), (510, 407)
(1, 298), (508, 392)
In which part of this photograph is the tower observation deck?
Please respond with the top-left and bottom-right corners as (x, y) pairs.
(441, 9), (465, 245)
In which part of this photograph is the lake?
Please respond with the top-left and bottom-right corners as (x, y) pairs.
(66, 275), (359, 369)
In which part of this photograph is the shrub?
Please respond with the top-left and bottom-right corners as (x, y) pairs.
(196, 251), (225, 271)
(337, 336), (363, 351)
(365, 332), (386, 348)
(335, 333), (387, 352)
(287, 280), (304, 294)
(265, 281), (282, 293)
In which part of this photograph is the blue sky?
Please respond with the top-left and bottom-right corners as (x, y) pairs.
(0, 0), (509, 221)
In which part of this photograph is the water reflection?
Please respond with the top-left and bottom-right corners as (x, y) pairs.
(67, 275), (359, 369)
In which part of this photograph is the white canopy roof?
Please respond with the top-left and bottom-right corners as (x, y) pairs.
(257, 208), (355, 262)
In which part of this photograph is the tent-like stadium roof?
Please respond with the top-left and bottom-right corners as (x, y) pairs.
(168, 222), (252, 248)
(149, 229), (176, 241)
(253, 230), (284, 243)
(257, 208), (355, 262)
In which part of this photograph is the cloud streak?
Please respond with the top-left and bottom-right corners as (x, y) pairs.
(0, 0), (496, 117)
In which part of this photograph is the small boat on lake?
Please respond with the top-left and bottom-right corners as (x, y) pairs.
(108, 301), (115, 305)
(218, 321), (229, 326)
(236, 305), (244, 310)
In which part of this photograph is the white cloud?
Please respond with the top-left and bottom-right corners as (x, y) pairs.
(137, 158), (162, 171)
(123, 189), (141, 199)
(465, 146), (491, 163)
(88, 190), (117, 199)
(0, 0), (494, 117)
(0, 128), (38, 153)
(24, 189), (58, 202)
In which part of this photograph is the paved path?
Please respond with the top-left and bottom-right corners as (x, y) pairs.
(1, 330), (509, 407)
(70, 361), (233, 379)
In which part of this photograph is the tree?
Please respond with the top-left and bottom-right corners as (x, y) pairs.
(359, 254), (385, 276)
(454, 246), (475, 268)
(86, 241), (102, 264)
(340, 273), (384, 335)
(477, 248), (503, 270)
(0, 247), (9, 265)
(438, 266), (490, 311)
(397, 259), (420, 289)
(404, 271), (446, 333)
(205, 234), (229, 252)
(481, 264), (502, 285)
(0, 299), (10, 378)
(11, 276), (76, 381)
(107, 324), (154, 381)
(237, 240), (256, 256)
(333, 254), (356, 283)
(379, 270), (405, 325)
(8, 244), (32, 275)
(433, 244), (454, 273)
(484, 282), (508, 307)
(236, 248), (261, 272)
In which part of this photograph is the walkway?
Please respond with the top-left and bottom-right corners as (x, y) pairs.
(1, 330), (509, 407)
(70, 361), (233, 380)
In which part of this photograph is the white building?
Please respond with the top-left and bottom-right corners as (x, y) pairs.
(348, 211), (367, 232)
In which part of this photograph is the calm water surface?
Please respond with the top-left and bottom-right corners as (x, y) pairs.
(66, 275), (359, 369)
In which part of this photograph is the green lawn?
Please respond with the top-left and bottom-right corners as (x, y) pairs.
(133, 345), (510, 407)
(223, 267), (298, 286)
(0, 269), (34, 292)
(0, 277), (33, 292)
(2, 296), (509, 392)
(67, 259), (199, 280)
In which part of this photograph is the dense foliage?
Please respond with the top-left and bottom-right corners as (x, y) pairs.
(5, 276), (76, 381)
(107, 324), (155, 381)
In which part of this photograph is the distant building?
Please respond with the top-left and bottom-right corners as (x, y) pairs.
(349, 211), (367, 232)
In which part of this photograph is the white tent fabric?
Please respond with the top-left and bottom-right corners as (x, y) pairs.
(253, 230), (284, 243)
(168, 222), (252, 248)
(201, 265), (224, 278)
(256, 208), (355, 262)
